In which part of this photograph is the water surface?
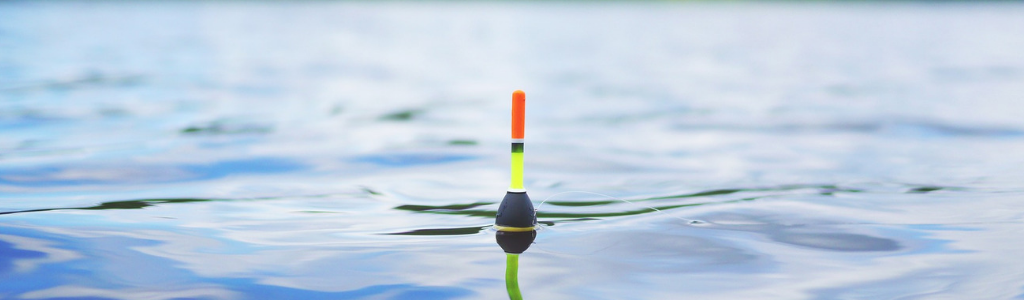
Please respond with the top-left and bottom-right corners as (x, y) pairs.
(2, 1), (1024, 299)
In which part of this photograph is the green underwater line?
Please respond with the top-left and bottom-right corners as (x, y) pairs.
(395, 201), (494, 211)
(385, 225), (488, 236)
(394, 184), (844, 212)
(0, 191), (375, 217)
(640, 184), (863, 201)
(394, 200), (750, 219)
(512, 184), (867, 208)
(619, 183), (958, 202)
(388, 183), (968, 222)
(0, 184), (956, 218)
(0, 198), (212, 216)
(506, 254), (523, 300)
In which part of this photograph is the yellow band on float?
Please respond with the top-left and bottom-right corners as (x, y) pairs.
(493, 225), (536, 232)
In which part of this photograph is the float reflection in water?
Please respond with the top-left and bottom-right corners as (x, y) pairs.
(496, 230), (537, 300)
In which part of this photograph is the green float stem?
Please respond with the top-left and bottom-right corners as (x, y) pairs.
(505, 253), (523, 300)
(510, 152), (524, 190)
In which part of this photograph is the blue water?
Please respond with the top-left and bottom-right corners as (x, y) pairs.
(3, 1), (1024, 299)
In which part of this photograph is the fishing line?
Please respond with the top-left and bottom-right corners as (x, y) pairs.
(536, 190), (700, 224)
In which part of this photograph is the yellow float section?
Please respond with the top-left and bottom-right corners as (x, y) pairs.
(510, 152), (524, 190)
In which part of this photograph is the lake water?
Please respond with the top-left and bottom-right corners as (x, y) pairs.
(2, 1), (1024, 299)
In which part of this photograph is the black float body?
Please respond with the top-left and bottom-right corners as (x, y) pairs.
(495, 191), (537, 228)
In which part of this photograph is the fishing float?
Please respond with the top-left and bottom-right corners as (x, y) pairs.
(494, 90), (537, 300)
(495, 90), (537, 232)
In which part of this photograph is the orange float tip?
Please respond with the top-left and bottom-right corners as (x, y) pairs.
(512, 90), (525, 139)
